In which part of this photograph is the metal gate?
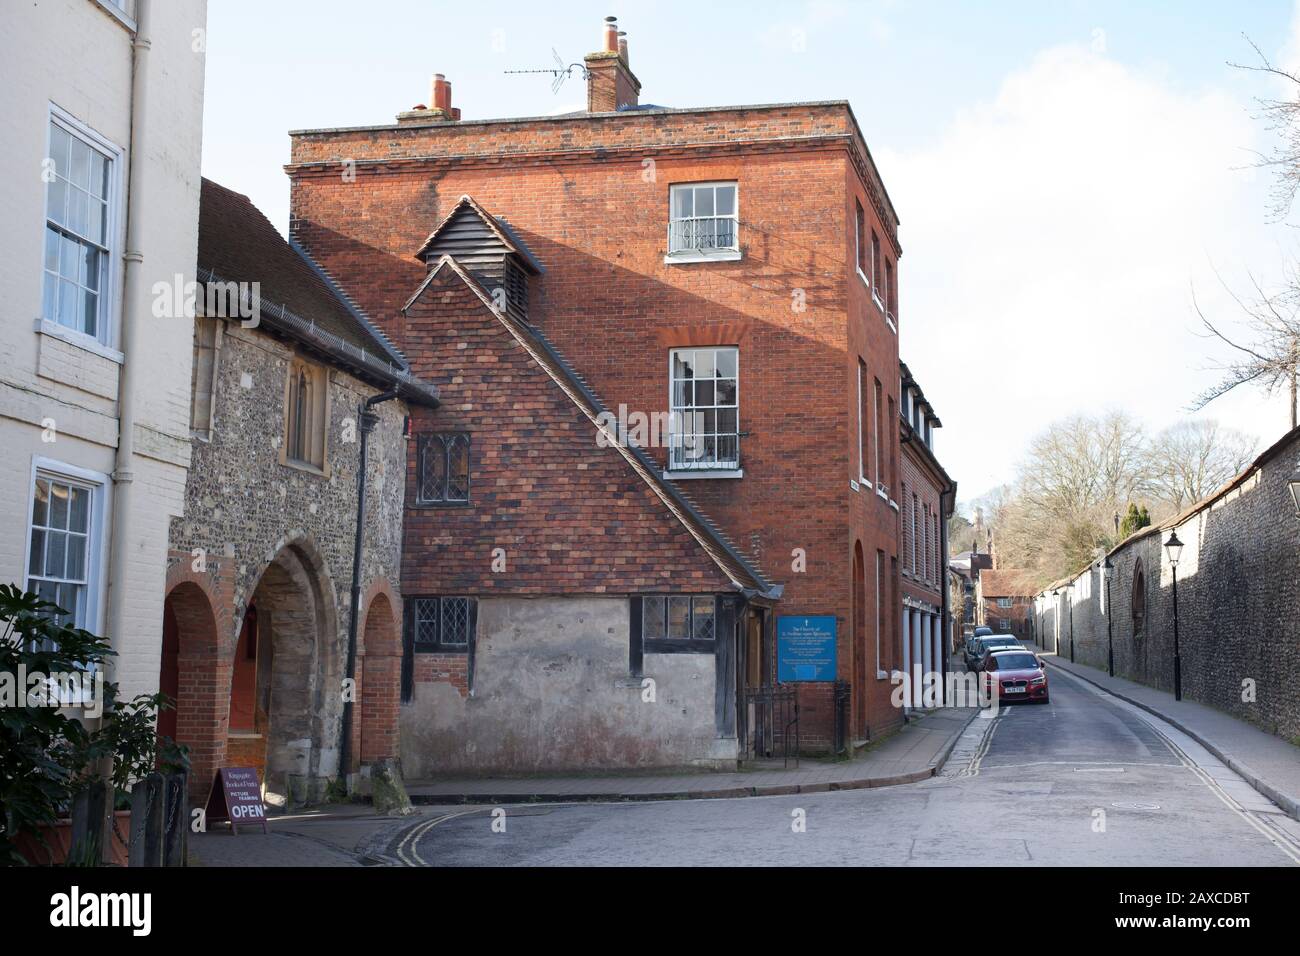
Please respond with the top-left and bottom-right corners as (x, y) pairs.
(832, 679), (852, 756)
(740, 686), (799, 767)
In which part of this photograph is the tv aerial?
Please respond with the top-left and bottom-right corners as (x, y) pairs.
(504, 48), (589, 95)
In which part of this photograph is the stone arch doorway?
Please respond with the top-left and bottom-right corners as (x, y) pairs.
(241, 538), (340, 807)
(359, 589), (401, 768)
(160, 580), (224, 797)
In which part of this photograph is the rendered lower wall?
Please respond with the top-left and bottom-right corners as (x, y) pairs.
(401, 596), (734, 776)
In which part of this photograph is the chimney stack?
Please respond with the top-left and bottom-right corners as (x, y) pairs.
(398, 73), (461, 125)
(585, 16), (641, 113)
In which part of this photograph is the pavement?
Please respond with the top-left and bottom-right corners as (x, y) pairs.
(1037, 647), (1300, 820)
(404, 705), (979, 803)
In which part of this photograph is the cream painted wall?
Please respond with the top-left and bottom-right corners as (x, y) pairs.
(0, 0), (208, 699)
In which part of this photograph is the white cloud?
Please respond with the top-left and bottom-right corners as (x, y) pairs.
(880, 43), (1297, 501)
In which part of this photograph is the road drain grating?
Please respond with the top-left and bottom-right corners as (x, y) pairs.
(1111, 801), (1161, 811)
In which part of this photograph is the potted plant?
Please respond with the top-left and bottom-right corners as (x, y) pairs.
(0, 585), (187, 866)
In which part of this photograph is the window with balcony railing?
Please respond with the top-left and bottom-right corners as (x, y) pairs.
(669, 347), (739, 472)
(668, 183), (738, 257)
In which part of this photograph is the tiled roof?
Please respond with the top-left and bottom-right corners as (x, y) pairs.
(979, 569), (1039, 598)
(198, 179), (399, 360)
(408, 255), (780, 601)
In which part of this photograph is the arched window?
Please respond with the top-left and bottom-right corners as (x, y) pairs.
(284, 358), (328, 469)
(1131, 561), (1146, 636)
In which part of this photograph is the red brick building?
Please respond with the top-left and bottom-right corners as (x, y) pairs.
(898, 363), (956, 708)
(285, 18), (914, 765)
(977, 569), (1038, 640)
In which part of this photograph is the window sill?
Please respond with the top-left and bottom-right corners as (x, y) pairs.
(664, 469), (743, 480)
(411, 500), (473, 509)
(664, 249), (743, 265)
(90, 0), (137, 32)
(885, 313), (898, 335)
(872, 292), (886, 312)
(34, 319), (123, 364)
(644, 638), (716, 655)
(850, 479), (860, 492)
(857, 268), (871, 288)
(281, 457), (330, 479)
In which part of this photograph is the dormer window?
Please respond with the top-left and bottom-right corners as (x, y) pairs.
(667, 183), (740, 262)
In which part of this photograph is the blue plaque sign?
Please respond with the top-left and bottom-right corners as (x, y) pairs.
(777, 615), (837, 682)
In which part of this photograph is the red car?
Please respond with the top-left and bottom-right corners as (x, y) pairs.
(982, 649), (1050, 703)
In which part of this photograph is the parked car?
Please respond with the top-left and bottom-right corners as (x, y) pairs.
(970, 635), (1022, 670)
(973, 626), (993, 637)
(963, 636), (988, 669)
(982, 649), (1049, 703)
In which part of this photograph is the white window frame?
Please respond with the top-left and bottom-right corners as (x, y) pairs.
(665, 181), (741, 264)
(873, 378), (883, 496)
(41, 104), (124, 352)
(667, 346), (741, 477)
(870, 229), (884, 311)
(874, 550), (883, 677)
(854, 199), (870, 287)
(91, 0), (137, 30)
(857, 361), (867, 485)
(22, 457), (111, 640)
(911, 495), (918, 573)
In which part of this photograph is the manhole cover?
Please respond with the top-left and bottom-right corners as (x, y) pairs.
(1111, 801), (1161, 811)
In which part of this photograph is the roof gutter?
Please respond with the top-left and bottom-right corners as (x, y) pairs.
(196, 266), (440, 408)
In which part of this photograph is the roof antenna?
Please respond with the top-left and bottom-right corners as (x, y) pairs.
(504, 47), (590, 94)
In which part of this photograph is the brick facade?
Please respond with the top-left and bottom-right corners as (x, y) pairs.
(286, 23), (915, 755)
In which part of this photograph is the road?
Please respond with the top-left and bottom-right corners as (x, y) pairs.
(391, 667), (1300, 866)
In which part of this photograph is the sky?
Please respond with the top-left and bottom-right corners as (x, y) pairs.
(202, 0), (1300, 505)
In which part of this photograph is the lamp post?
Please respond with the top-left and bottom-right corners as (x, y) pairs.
(1068, 586), (1075, 663)
(1165, 530), (1184, 701)
(1102, 555), (1115, 677)
(1051, 589), (1060, 655)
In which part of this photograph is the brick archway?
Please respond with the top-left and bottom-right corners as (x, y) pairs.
(359, 584), (401, 766)
(161, 577), (227, 798)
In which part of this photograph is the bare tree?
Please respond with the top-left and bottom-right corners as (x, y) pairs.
(1230, 36), (1300, 221)
(1146, 420), (1259, 513)
(1191, 271), (1300, 428)
(1191, 39), (1300, 426)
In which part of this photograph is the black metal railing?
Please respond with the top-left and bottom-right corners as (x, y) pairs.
(832, 680), (852, 756)
(742, 686), (799, 767)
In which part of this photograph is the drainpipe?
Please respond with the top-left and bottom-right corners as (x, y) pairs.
(338, 388), (400, 788)
(101, 0), (150, 860)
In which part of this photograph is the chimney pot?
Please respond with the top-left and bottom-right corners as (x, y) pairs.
(603, 16), (619, 52)
(617, 31), (628, 64)
(431, 74), (453, 113)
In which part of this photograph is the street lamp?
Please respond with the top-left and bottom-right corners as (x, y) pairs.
(1165, 530), (1183, 701)
(1102, 555), (1115, 677)
(1068, 585), (1075, 663)
(1051, 589), (1060, 655)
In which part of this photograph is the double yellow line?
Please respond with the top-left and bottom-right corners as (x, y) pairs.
(393, 808), (484, 866)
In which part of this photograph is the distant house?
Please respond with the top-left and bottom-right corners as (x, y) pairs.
(976, 569), (1037, 640)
